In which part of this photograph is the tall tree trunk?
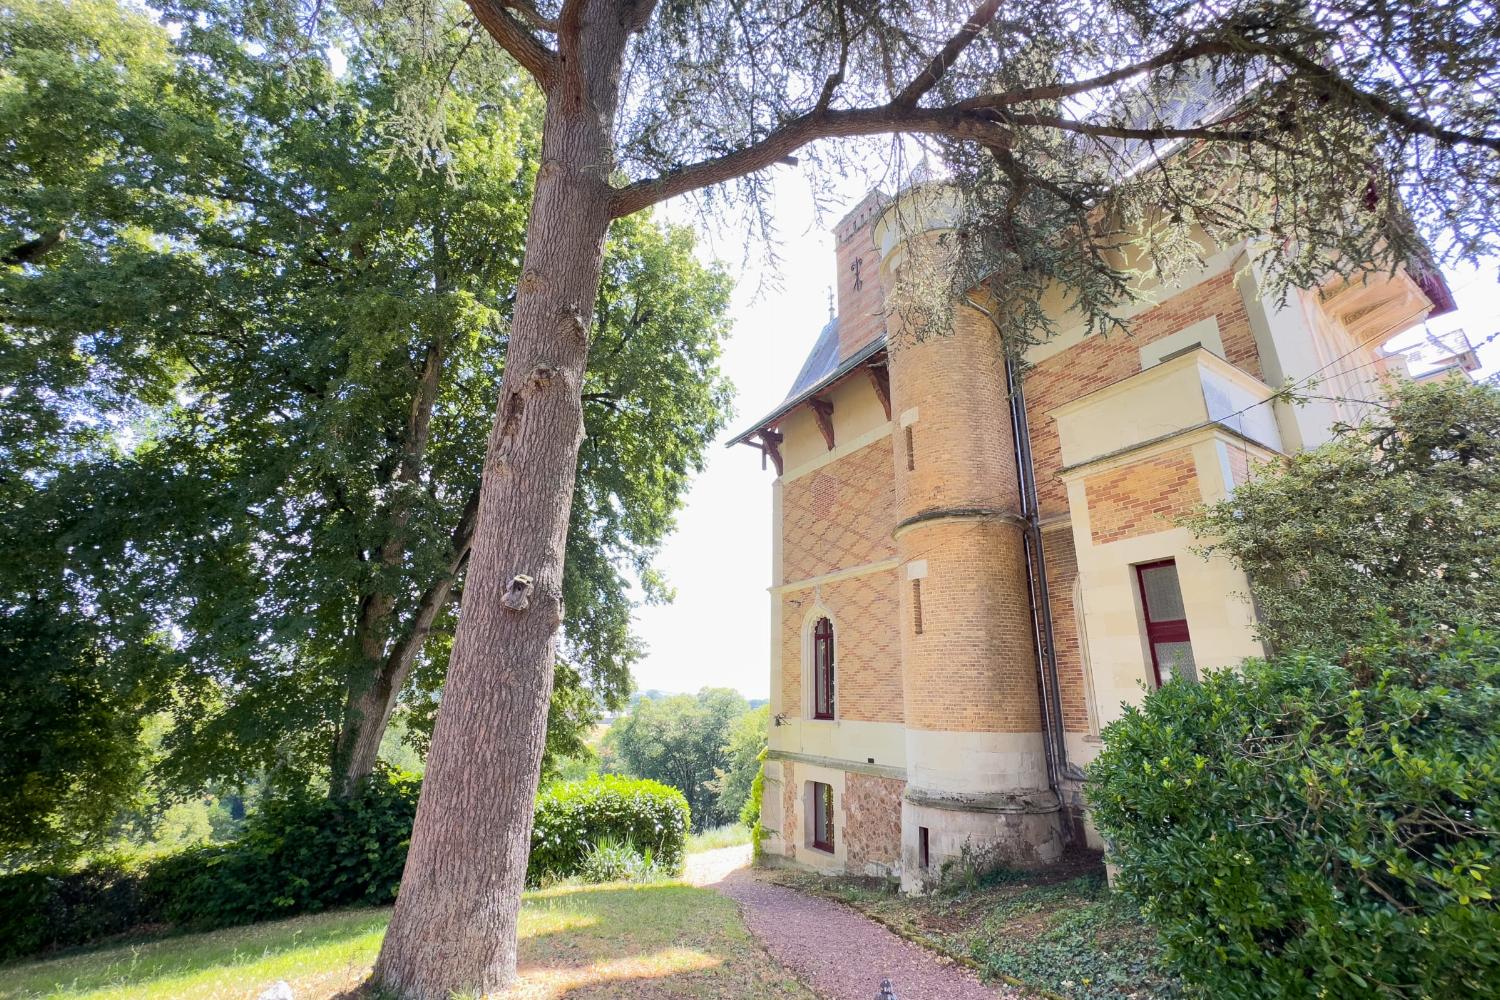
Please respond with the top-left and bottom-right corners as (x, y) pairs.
(330, 492), (479, 797)
(373, 9), (628, 990)
(331, 219), (457, 798)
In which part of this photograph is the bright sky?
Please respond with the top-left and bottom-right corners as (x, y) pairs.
(628, 169), (1500, 699)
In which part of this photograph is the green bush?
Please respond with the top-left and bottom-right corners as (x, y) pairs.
(0, 771), (686, 959)
(0, 769), (418, 960)
(0, 855), (154, 961)
(1088, 625), (1500, 999)
(144, 768), (419, 928)
(742, 748), (767, 864)
(529, 775), (689, 885)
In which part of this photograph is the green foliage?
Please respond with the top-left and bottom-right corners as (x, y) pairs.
(145, 770), (421, 929)
(601, 689), (751, 830)
(529, 776), (689, 886)
(1088, 625), (1500, 999)
(0, 770), (417, 960)
(0, 771), (697, 959)
(0, 0), (734, 841)
(0, 855), (156, 963)
(961, 874), (1177, 1000)
(744, 748), (768, 864)
(714, 704), (768, 826)
(575, 835), (668, 884)
(1188, 379), (1500, 656)
(0, 607), (159, 865)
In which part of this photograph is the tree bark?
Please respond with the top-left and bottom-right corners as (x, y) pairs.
(372, 4), (629, 992)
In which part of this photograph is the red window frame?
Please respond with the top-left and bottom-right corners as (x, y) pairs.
(810, 781), (835, 852)
(1136, 559), (1192, 688)
(812, 616), (835, 720)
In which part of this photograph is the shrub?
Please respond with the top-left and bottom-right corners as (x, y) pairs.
(742, 748), (767, 864)
(0, 856), (154, 961)
(0, 771), (686, 959)
(0, 769), (418, 959)
(529, 775), (689, 885)
(1088, 625), (1500, 999)
(144, 768), (419, 928)
(575, 836), (666, 884)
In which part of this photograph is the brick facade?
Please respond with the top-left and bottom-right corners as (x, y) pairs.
(781, 440), (897, 585)
(834, 192), (890, 360)
(743, 183), (1411, 881)
(779, 568), (903, 723)
(1041, 529), (1091, 734)
(1084, 448), (1201, 545)
(897, 518), (1043, 734)
(843, 773), (905, 873)
(1025, 270), (1261, 518)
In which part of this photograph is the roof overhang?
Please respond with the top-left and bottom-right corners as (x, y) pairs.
(726, 333), (888, 449)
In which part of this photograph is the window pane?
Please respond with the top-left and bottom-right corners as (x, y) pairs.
(1140, 563), (1187, 622)
(1153, 641), (1198, 683)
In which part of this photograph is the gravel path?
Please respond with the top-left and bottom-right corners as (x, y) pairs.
(685, 846), (1021, 1000)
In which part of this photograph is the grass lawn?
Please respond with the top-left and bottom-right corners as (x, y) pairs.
(0, 880), (810, 1000)
(766, 858), (1181, 1000)
(684, 823), (751, 854)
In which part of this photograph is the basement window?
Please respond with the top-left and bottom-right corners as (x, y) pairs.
(1136, 559), (1198, 686)
(810, 782), (835, 853)
(919, 826), (931, 869)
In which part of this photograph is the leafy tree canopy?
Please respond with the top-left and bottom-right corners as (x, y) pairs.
(1188, 378), (1500, 657)
(0, 0), (733, 859)
(601, 688), (752, 830)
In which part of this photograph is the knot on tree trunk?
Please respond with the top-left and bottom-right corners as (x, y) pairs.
(560, 305), (587, 342)
(501, 574), (534, 611)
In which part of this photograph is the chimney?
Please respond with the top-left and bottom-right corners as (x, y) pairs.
(833, 189), (890, 360)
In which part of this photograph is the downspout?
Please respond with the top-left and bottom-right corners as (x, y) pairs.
(1003, 348), (1075, 814)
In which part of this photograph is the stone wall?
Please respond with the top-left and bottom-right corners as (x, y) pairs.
(842, 772), (906, 875)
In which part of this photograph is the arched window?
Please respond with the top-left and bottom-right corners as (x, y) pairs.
(812, 616), (835, 720)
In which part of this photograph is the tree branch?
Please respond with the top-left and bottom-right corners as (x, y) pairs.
(465, 0), (558, 85)
(1247, 41), (1500, 152)
(500, 0), (557, 32)
(611, 105), (996, 216)
(893, 0), (1002, 107)
(609, 97), (1276, 218)
(954, 38), (1238, 112)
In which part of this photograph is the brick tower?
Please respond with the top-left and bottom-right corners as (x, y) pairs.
(874, 188), (1064, 890)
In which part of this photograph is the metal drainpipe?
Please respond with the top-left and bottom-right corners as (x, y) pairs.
(1004, 349), (1073, 818)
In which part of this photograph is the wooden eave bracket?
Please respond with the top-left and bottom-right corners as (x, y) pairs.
(866, 361), (892, 421)
(809, 398), (835, 451)
(739, 428), (784, 475)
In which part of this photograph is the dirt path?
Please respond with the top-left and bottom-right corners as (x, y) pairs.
(685, 846), (1021, 1000)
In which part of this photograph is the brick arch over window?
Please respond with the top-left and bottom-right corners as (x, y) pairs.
(802, 607), (837, 720)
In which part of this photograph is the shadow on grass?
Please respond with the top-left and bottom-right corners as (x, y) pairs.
(2, 882), (810, 1000)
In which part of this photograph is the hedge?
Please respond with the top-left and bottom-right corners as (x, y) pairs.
(1088, 625), (1500, 999)
(0, 771), (689, 961)
(528, 775), (690, 884)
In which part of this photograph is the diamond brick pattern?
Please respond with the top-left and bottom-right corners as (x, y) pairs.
(782, 441), (897, 586)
